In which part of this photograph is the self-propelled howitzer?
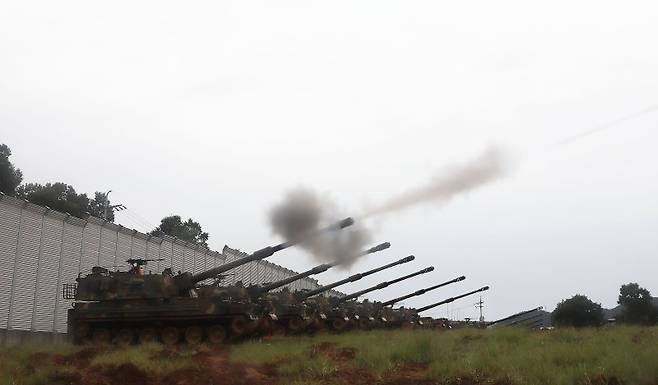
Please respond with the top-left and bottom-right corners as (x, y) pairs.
(66, 217), (354, 345)
(299, 256), (416, 331)
(373, 275), (466, 327)
(337, 267), (434, 330)
(258, 243), (393, 333)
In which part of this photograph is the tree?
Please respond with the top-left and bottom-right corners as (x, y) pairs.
(14, 182), (116, 221)
(552, 294), (603, 327)
(87, 191), (114, 222)
(150, 215), (209, 247)
(618, 283), (656, 325)
(0, 144), (23, 195)
(16, 182), (90, 218)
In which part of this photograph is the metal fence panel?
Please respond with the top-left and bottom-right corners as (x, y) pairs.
(132, 236), (147, 261)
(0, 201), (21, 329)
(53, 221), (83, 333)
(116, 231), (132, 268)
(99, 226), (117, 269)
(79, 223), (101, 276)
(172, 242), (185, 274)
(32, 215), (62, 331)
(9, 208), (42, 330)
(146, 239), (161, 273)
(160, 239), (173, 272)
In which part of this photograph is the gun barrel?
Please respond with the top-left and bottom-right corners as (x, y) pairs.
(416, 286), (490, 313)
(300, 255), (414, 299)
(256, 263), (333, 294)
(487, 307), (544, 327)
(381, 275), (466, 306)
(190, 217), (353, 284)
(339, 266), (434, 302)
(509, 312), (545, 326)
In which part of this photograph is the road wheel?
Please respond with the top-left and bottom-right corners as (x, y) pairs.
(331, 318), (347, 332)
(161, 327), (179, 346)
(92, 328), (111, 345)
(272, 323), (286, 336)
(138, 328), (158, 344)
(72, 323), (89, 341)
(115, 328), (134, 346)
(207, 325), (226, 344)
(184, 326), (204, 344)
(287, 317), (305, 333)
(230, 316), (248, 336)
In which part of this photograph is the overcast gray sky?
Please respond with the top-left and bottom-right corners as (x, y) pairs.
(2, 0), (657, 320)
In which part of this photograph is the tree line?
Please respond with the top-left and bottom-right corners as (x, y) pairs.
(0, 143), (210, 247)
(553, 282), (657, 327)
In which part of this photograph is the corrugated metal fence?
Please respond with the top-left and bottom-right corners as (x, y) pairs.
(0, 193), (332, 335)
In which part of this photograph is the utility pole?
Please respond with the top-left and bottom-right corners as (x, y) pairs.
(475, 296), (485, 323)
(102, 190), (126, 221)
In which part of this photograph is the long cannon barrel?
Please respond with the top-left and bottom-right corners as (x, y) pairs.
(253, 241), (390, 295)
(487, 306), (543, 327)
(254, 263), (333, 295)
(416, 286), (490, 313)
(190, 217), (353, 283)
(338, 267), (435, 302)
(509, 312), (545, 326)
(173, 217), (353, 290)
(381, 275), (466, 306)
(299, 255), (415, 299)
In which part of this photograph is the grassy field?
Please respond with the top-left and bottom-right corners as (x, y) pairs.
(1, 326), (657, 385)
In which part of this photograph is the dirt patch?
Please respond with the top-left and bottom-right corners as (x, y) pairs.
(183, 347), (279, 385)
(310, 342), (355, 363)
(381, 363), (435, 385)
(26, 352), (53, 372)
(103, 363), (150, 385)
(53, 347), (99, 367)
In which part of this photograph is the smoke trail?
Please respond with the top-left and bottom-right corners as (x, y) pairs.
(269, 147), (509, 265)
(362, 146), (509, 218)
(269, 188), (372, 267)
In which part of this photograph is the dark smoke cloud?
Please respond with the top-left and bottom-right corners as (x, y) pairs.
(270, 147), (509, 265)
(269, 188), (372, 267)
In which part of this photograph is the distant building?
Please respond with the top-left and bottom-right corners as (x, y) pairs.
(602, 298), (658, 322)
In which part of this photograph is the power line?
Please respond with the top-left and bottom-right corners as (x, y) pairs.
(551, 103), (658, 147)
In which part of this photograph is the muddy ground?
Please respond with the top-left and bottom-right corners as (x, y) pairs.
(20, 343), (455, 385)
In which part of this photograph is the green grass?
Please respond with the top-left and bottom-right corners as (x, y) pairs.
(0, 342), (197, 385)
(230, 326), (658, 385)
(89, 343), (198, 375)
(0, 344), (81, 385)
(2, 327), (657, 385)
